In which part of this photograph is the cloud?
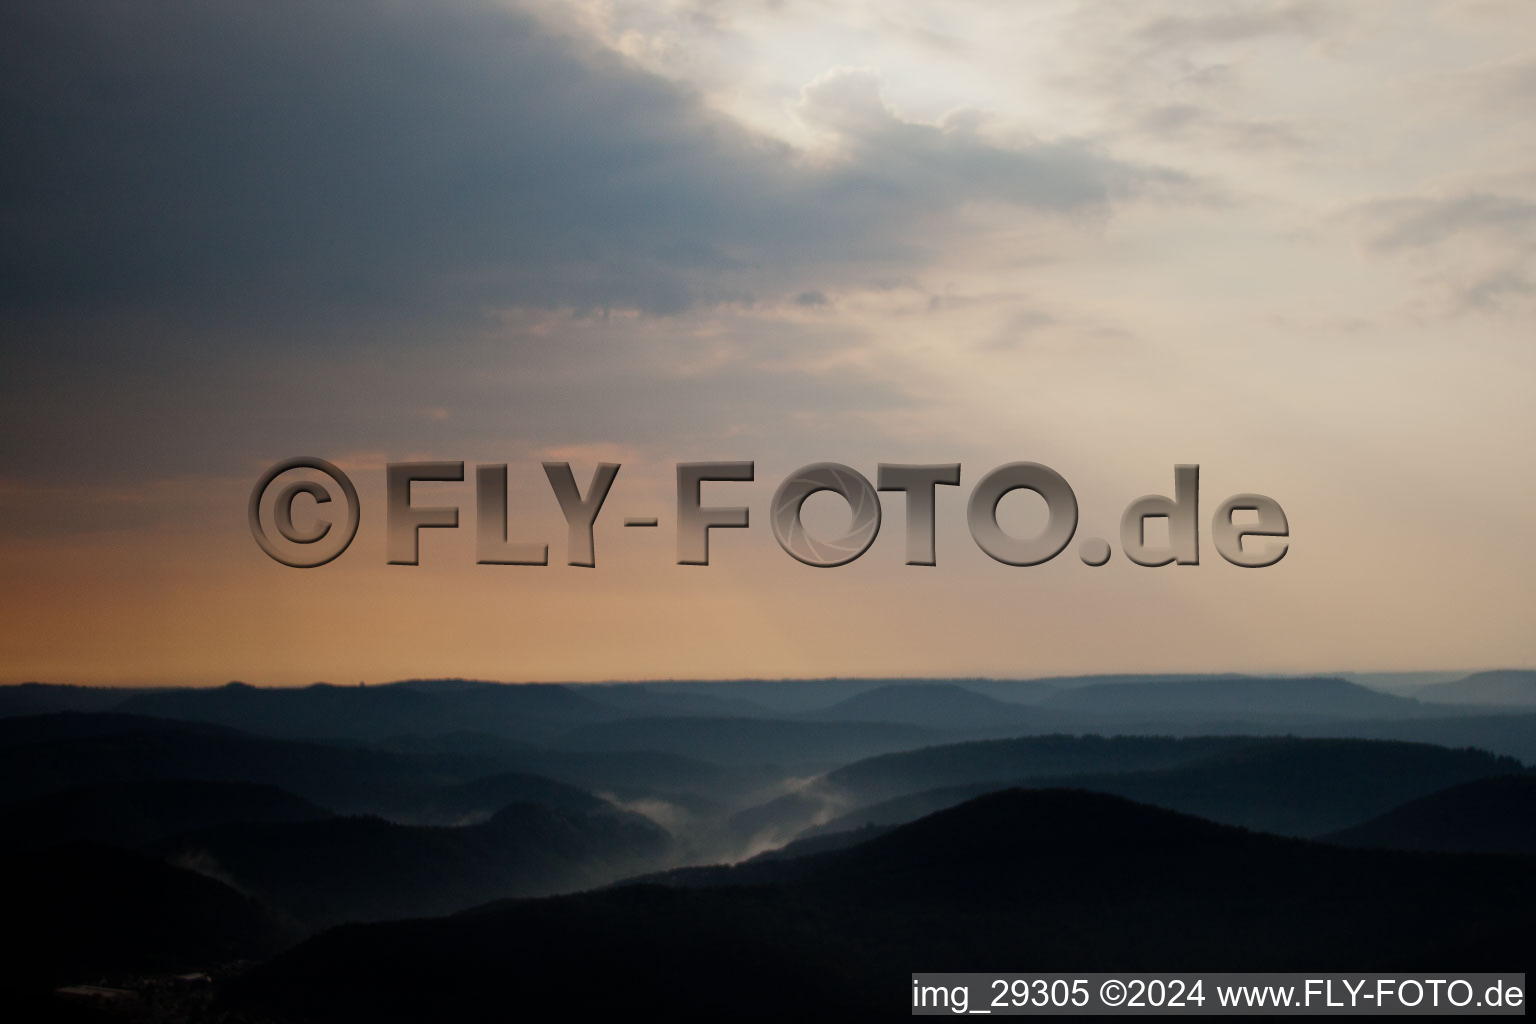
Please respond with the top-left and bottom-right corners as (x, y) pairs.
(1356, 193), (1536, 251)
(0, 0), (1177, 323)
(1131, 102), (1311, 151)
(0, 300), (926, 490)
(1049, 0), (1333, 158)
(1132, 1), (1329, 49)
(798, 68), (1192, 213)
(1351, 191), (1536, 313)
(1430, 54), (1536, 113)
(978, 309), (1057, 352)
(1058, 0), (1338, 89)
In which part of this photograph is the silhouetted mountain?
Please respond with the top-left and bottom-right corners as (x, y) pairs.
(1414, 670), (1536, 707)
(384, 678), (502, 693)
(398, 771), (606, 825)
(377, 733), (744, 800)
(740, 823), (895, 863)
(805, 683), (1039, 727)
(1326, 773), (1536, 853)
(0, 714), (499, 813)
(826, 734), (1247, 805)
(2, 779), (329, 851)
(948, 679), (1058, 704)
(1280, 712), (1536, 762)
(618, 679), (967, 714)
(0, 683), (154, 717)
(1024, 672), (1262, 689)
(1, 842), (290, 996)
(724, 789), (833, 854)
(1339, 671), (1467, 694)
(634, 678), (1068, 714)
(156, 803), (672, 928)
(230, 789), (1535, 1021)
(554, 716), (939, 766)
(1043, 676), (1422, 718)
(1054, 739), (1518, 835)
(575, 684), (776, 718)
(800, 782), (1001, 840)
(11, 678), (1514, 759)
(9, 681), (1535, 1022)
(374, 731), (535, 758)
(117, 681), (620, 742)
(809, 738), (1519, 839)
(0, 711), (238, 745)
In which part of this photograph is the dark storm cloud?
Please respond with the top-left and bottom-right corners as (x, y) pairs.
(0, 0), (1178, 322)
(0, 0), (1194, 504)
(0, 299), (918, 493)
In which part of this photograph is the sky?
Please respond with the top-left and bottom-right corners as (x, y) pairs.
(1, 0), (1533, 686)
